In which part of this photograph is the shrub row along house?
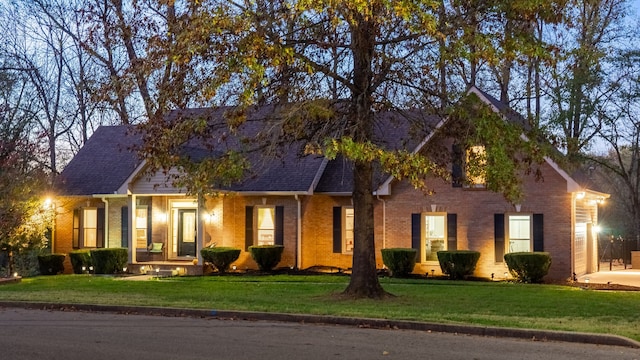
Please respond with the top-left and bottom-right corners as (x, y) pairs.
(51, 87), (608, 281)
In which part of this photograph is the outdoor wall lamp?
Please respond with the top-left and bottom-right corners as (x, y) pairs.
(203, 211), (215, 224)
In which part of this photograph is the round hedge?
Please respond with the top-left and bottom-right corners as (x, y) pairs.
(69, 249), (93, 274)
(437, 250), (481, 280)
(248, 245), (284, 271)
(201, 247), (241, 273)
(37, 253), (66, 275)
(381, 248), (417, 277)
(504, 252), (551, 283)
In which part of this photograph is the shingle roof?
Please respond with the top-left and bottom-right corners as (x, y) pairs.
(57, 88), (583, 196)
(56, 126), (142, 195)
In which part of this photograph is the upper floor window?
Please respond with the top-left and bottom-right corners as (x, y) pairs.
(466, 145), (486, 188)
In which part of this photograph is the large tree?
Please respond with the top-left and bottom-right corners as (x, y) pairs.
(135, 0), (563, 299)
(0, 70), (53, 276)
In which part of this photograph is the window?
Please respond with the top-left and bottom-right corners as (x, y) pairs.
(507, 214), (532, 253)
(135, 206), (148, 249)
(343, 207), (354, 253)
(412, 213), (457, 262)
(495, 213), (544, 262)
(245, 205), (284, 249)
(256, 206), (276, 245)
(465, 145), (486, 187)
(73, 207), (104, 248)
(83, 208), (98, 247)
(424, 213), (446, 261)
(333, 206), (354, 254)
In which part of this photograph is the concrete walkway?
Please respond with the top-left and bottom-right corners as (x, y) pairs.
(577, 262), (640, 288)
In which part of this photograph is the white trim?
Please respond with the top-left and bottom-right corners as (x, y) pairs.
(308, 158), (329, 193)
(117, 160), (148, 195)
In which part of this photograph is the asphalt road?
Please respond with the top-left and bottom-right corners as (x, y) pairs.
(1, 307), (639, 360)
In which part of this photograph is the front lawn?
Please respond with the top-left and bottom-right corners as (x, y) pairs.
(1, 275), (639, 341)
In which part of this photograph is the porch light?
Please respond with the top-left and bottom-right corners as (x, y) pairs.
(155, 212), (168, 223)
(203, 211), (215, 224)
(594, 225), (601, 233)
(42, 197), (53, 209)
(576, 192), (586, 200)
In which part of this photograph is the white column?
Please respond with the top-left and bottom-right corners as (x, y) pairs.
(197, 195), (205, 265)
(128, 195), (137, 264)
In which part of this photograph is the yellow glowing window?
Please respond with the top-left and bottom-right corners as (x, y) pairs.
(257, 207), (275, 245)
(466, 145), (486, 187)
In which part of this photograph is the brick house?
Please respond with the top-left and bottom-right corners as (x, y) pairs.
(52, 87), (607, 281)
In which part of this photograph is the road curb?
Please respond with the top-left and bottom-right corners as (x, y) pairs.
(1, 301), (639, 349)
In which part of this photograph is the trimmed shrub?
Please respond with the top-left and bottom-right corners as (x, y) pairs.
(69, 249), (93, 274)
(90, 248), (128, 274)
(437, 250), (481, 280)
(249, 245), (284, 271)
(504, 252), (551, 283)
(381, 248), (417, 277)
(201, 247), (241, 273)
(37, 253), (66, 275)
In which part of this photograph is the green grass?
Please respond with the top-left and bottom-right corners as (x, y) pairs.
(1, 274), (640, 341)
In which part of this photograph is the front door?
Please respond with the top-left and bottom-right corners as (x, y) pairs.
(178, 209), (197, 257)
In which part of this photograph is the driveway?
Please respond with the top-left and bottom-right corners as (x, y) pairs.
(577, 262), (640, 288)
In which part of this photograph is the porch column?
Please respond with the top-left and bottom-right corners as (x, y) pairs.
(128, 195), (137, 264)
(197, 195), (205, 265)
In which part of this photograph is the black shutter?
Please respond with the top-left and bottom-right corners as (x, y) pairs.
(452, 144), (463, 187)
(245, 206), (254, 251)
(96, 208), (105, 248)
(147, 206), (153, 246)
(447, 214), (457, 251)
(411, 213), (422, 262)
(121, 206), (128, 248)
(495, 214), (505, 262)
(533, 214), (544, 252)
(333, 207), (342, 253)
(275, 206), (284, 246)
(72, 209), (80, 248)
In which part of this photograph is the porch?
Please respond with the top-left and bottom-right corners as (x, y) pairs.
(127, 262), (203, 276)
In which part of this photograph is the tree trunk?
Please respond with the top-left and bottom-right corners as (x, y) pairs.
(343, 160), (386, 298)
(342, 8), (387, 299)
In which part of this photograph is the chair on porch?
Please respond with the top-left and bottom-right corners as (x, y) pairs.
(147, 242), (165, 259)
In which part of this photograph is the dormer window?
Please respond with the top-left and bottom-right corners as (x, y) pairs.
(452, 144), (487, 188)
(465, 145), (486, 188)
